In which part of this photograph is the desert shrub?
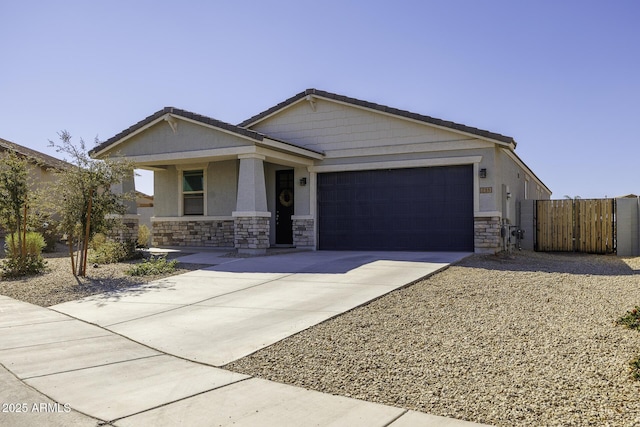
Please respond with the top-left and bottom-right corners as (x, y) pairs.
(2, 232), (47, 277)
(617, 307), (640, 381)
(89, 240), (129, 264)
(137, 224), (151, 248)
(126, 256), (178, 276)
(630, 357), (640, 381)
(90, 233), (107, 251)
(617, 307), (640, 331)
(5, 232), (46, 257)
(89, 233), (141, 264)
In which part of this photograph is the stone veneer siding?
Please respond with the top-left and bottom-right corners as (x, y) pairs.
(108, 217), (139, 245)
(234, 216), (270, 250)
(474, 216), (502, 253)
(152, 219), (234, 247)
(292, 218), (314, 247)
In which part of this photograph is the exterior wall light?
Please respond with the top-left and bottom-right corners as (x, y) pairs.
(299, 177), (307, 186)
(479, 168), (487, 178)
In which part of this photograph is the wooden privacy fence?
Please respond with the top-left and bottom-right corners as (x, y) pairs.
(536, 199), (616, 254)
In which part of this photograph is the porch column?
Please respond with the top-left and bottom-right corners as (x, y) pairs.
(233, 154), (271, 255)
(109, 169), (139, 247)
(111, 169), (138, 215)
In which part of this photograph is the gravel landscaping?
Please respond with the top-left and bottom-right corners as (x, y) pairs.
(4, 248), (640, 426)
(0, 249), (210, 307)
(225, 251), (640, 427)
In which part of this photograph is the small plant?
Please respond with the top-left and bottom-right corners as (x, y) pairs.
(617, 306), (640, 381)
(126, 256), (178, 276)
(616, 307), (640, 330)
(90, 233), (107, 251)
(630, 357), (640, 381)
(89, 240), (129, 264)
(89, 233), (140, 265)
(137, 224), (151, 248)
(2, 231), (47, 277)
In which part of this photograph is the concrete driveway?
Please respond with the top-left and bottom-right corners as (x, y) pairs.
(52, 250), (468, 366)
(0, 250), (492, 426)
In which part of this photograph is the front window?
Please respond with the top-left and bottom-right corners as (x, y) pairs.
(182, 170), (204, 215)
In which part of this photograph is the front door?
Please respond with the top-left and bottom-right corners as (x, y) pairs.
(275, 170), (294, 244)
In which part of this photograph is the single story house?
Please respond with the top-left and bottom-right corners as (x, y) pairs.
(91, 89), (551, 254)
(0, 137), (71, 185)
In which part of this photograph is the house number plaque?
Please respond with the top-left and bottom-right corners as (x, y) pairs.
(480, 187), (493, 194)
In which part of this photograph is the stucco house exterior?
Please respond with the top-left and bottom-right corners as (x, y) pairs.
(0, 137), (71, 186)
(91, 89), (551, 254)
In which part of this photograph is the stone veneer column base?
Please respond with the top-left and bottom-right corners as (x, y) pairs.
(233, 212), (271, 255)
(151, 219), (234, 247)
(474, 216), (502, 254)
(292, 217), (315, 248)
(108, 215), (139, 250)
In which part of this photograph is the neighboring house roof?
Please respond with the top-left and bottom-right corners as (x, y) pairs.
(239, 88), (517, 147)
(90, 107), (324, 158)
(136, 191), (154, 208)
(0, 137), (71, 170)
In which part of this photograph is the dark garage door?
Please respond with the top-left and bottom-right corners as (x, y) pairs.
(317, 165), (474, 251)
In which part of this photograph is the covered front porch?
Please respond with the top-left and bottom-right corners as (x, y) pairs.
(91, 108), (323, 255)
(149, 154), (318, 255)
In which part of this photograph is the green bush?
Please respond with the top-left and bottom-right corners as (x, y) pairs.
(2, 232), (47, 277)
(90, 233), (107, 251)
(616, 307), (640, 331)
(89, 234), (141, 265)
(137, 224), (151, 248)
(630, 357), (640, 381)
(32, 222), (58, 252)
(617, 307), (640, 381)
(5, 232), (46, 257)
(126, 256), (178, 276)
(89, 240), (129, 264)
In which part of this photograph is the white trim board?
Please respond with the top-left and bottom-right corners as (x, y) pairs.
(308, 156), (482, 173)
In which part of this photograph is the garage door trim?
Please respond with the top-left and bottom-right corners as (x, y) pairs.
(308, 155), (482, 173)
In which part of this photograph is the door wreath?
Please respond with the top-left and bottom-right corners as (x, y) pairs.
(278, 189), (293, 207)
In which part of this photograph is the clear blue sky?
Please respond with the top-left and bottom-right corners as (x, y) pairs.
(1, 0), (638, 198)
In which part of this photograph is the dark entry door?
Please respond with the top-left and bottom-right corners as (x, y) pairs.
(276, 169), (294, 244)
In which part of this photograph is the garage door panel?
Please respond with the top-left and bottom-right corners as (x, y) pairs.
(318, 165), (474, 251)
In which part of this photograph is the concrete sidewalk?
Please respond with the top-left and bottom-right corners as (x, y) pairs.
(0, 251), (492, 426)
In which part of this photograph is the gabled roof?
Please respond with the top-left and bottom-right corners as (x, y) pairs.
(91, 106), (324, 158)
(239, 88), (517, 147)
(0, 137), (71, 170)
(90, 107), (266, 157)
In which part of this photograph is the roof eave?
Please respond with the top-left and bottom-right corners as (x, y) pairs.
(91, 109), (324, 161)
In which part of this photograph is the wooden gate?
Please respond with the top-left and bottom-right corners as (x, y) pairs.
(536, 199), (616, 254)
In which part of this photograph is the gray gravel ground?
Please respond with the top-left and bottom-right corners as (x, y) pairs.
(226, 251), (640, 427)
(0, 250), (210, 307)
